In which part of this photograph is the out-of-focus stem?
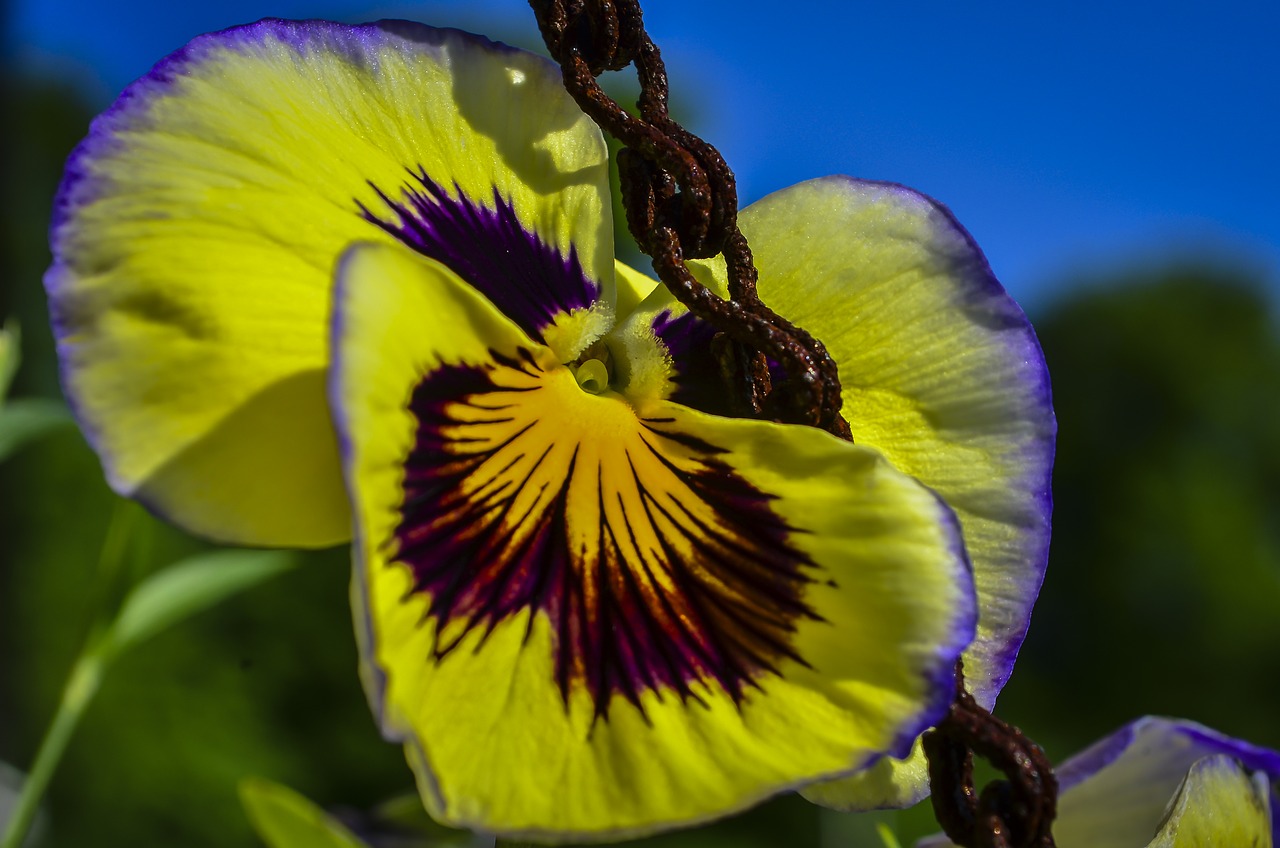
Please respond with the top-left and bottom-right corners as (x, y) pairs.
(1, 650), (105, 848)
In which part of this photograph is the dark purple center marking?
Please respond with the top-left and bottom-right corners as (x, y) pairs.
(653, 309), (793, 418)
(359, 169), (599, 343)
(394, 353), (822, 719)
(652, 309), (736, 416)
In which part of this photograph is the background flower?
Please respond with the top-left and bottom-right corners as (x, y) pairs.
(919, 717), (1280, 847)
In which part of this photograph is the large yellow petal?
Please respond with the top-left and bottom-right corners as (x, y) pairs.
(331, 242), (976, 839)
(648, 177), (1054, 808)
(46, 19), (611, 546)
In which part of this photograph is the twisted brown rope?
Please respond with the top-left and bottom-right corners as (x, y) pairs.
(529, 0), (848, 435)
(527, 3), (1057, 845)
(924, 662), (1058, 847)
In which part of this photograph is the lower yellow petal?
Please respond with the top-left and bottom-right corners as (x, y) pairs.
(332, 243), (976, 838)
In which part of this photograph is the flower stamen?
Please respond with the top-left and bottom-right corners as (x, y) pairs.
(574, 358), (610, 394)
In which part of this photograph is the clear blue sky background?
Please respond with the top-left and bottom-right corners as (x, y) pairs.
(13, 0), (1280, 308)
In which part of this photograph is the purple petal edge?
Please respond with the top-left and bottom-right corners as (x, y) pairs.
(822, 176), (1055, 708)
(884, 487), (978, 763)
(43, 267), (208, 538)
(1057, 716), (1280, 792)
(47, 18), (530, 241)
(919, 719), (1280, 846)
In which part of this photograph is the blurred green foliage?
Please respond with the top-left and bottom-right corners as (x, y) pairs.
(241, 778), (372, 848)
(1, 66), (1278, 848)
(998, 266), (1280, 765)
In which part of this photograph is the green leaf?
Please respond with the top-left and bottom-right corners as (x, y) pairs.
(101, 549), (297, 658)
(240, 778), (370, 848)
(876, 822), (904, 848)
(0, 399), (74, 462)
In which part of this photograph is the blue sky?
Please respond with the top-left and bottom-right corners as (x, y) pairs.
(13, 0), (1280, 307)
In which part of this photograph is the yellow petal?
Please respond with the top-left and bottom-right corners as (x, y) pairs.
(650, 177), (1053, 808)
(613, 258), (660, 318)
(1055, 718), (1278, 848)
(1147, 756), (1272, 848)
(47, 20), (611, 545)
(332, 241), (976, 838)
(920, 757), (1276, 848)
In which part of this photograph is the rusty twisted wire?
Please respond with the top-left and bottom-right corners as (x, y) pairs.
(529, 0), (849, 436)
(527, 2), (1057, 845)
(924, 662), (1059, 848)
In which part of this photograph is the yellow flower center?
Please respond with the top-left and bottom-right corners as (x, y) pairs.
(393, 345), (817, 716)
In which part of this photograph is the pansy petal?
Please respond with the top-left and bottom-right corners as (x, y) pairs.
(1147, 756), (1272, 848)
(693, 177), (1053, 704)
(650, 177), (1052, 807)
(614, 259), (660, 319)
(46, 19), (611, 546)
(1054, 717), (1280, 848)
(919, 718), (1280, 848)
(332, 242), (976, 838)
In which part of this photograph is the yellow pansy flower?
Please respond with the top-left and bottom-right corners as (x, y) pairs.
(45, 19), (1052, 837)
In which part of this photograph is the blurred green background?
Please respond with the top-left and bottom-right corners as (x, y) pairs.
(3, 5), (1280, 848)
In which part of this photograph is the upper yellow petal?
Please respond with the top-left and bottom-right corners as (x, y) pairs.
(635, 177), (1056, 809)
(47, 19), (611, 545)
